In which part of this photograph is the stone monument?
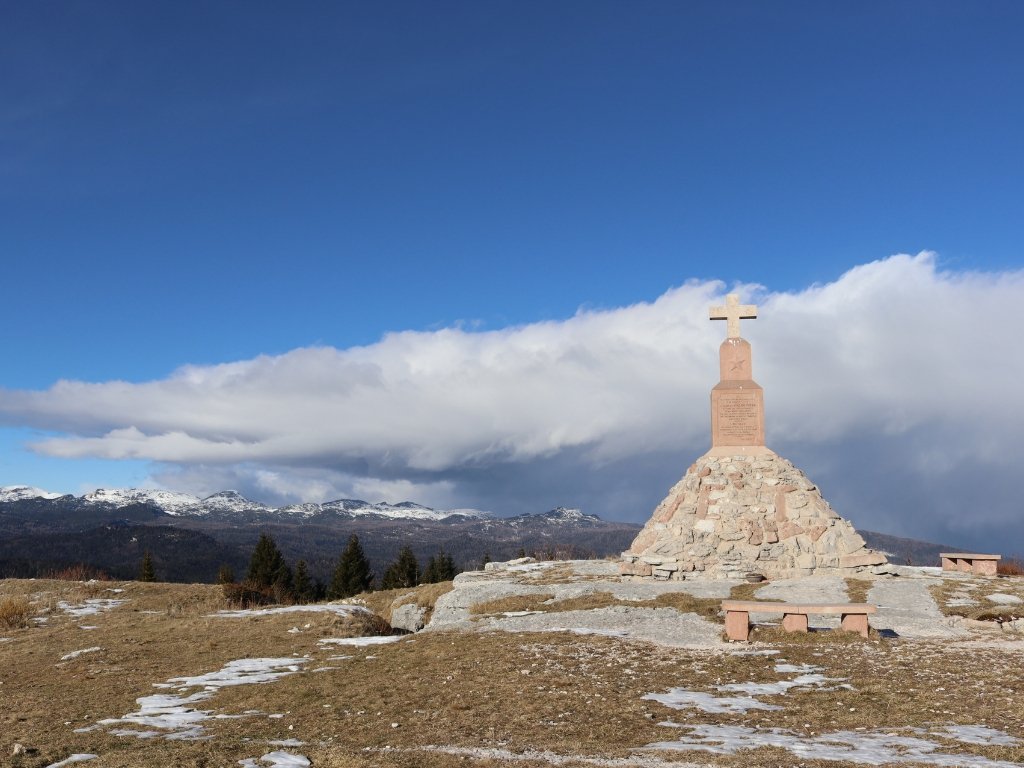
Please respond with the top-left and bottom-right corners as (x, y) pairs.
(620, 293), (887, 580)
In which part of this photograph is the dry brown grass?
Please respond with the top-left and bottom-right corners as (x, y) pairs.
(350, 580), (455, 624)
(471, 585), (776, 622)
(0, 595), (32, 629)
(1000, 558), (1024, 576)
(929, 573), (1024, 622)
(4, 577), (1024, 767)
(844, 577), (873, 604)
(469, 592), (556, 615)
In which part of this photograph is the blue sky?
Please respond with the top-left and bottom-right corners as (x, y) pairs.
(2, 2), (1023, 552)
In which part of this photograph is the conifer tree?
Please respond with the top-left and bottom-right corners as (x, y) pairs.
(422, 549), (457, 583)
(139, 551), (156, 582)
(293, 559), (315, 604)
(381, 545), (419, 589)
(328, 534), (373, 598)
(480, 552), (492, 569)
(217, 564), (236, 585)
(247, 533), (286, 588)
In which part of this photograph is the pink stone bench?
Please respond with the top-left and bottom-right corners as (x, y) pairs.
(722, 600), (877, 642)
(940, 553), (1001, 577)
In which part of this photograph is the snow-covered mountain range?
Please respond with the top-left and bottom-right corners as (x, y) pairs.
(0, 485), (571, 523)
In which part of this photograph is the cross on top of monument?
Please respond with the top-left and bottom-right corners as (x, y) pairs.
(710, 293), (757, 339)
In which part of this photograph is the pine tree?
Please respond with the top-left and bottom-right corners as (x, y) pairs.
(381, 545), (419, 589)
(328, 534), (373, 599)
(139, 551), (156, 582)
(480, 552), (492, 569)
(293, 559), (315, 604)
(245, 532), (294, 603)
(422, 549), (457, 584)
(247, 533), (288, 589)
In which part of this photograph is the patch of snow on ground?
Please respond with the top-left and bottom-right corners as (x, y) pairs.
(166, 657), (308, 689)
(644, 724), (1022, 767)
(211, 604), (370, 618)
(43, 755), (98, 768)
(95, 658), (309, 740)
(643, 689), (781, 714)
(938, 725), (1019, 746)
(318, 635), (402, 646)
(644, 662), (846, 714)
(239, 751), (310, 767)
(267, 738), (306, 746)
(563, 627), (629, 638)
(0, 637), (11, 643)
(79, 625), (98, 630)
(58, 599), (125, 617)
(60, 646), (101, 661)
(719, 672), (837, 696)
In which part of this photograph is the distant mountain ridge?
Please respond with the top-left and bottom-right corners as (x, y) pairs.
(0, 485), (961, 582)
(0, 485), (493, 522)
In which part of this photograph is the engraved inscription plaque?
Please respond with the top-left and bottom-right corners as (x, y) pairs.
(711, 387), (764, 447)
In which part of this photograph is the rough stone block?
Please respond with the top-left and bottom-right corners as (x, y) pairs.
(618, 561), (653, 577)
(795, 553), (816, 569)
(839, 551), (888, 568)
(779, 522), (804, 540)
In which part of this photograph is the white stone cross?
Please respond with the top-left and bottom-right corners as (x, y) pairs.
(710, 293), (757, 339)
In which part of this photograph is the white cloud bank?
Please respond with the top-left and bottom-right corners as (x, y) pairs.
(2, 253), (1023, 551)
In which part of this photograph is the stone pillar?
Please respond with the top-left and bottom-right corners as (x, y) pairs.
(710, 337), (765, 450)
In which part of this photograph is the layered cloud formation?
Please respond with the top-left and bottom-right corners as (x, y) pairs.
(3, 253), (1022, 551)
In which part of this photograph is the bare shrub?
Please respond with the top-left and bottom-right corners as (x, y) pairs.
(0, 596), (32, 629)
(45, 564), (110, 582)
(222, 579), (279, 609)
(998, 558), (1024, 576)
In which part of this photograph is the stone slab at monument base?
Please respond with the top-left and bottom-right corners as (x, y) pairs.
(620, 450), (888, 580)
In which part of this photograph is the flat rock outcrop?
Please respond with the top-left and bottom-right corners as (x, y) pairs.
(621, 451), (887, 580)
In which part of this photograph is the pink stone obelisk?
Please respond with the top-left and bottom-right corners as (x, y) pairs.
(709, 294), (769, 455)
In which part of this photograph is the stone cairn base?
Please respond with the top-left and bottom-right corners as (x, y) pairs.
(620, 451), (888, 580)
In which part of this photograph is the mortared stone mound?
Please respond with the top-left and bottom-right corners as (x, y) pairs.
(620, 451), (887, 580)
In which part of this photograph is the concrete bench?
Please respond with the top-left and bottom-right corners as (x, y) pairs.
(940, 553), (1001, 577)
(721, 600), (877, 642)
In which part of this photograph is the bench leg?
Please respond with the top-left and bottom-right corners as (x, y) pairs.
(841, 613), (869, 638)
(973, 560), (997, 577)
(941, 557), (956, 571)
(957, 558), (973, 573)
(782, 613), (808, 633)
(725, 610), (749, 641)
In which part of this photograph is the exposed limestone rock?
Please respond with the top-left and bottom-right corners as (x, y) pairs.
(390, 602), (428, 633)
(621, 451), (887, 580)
